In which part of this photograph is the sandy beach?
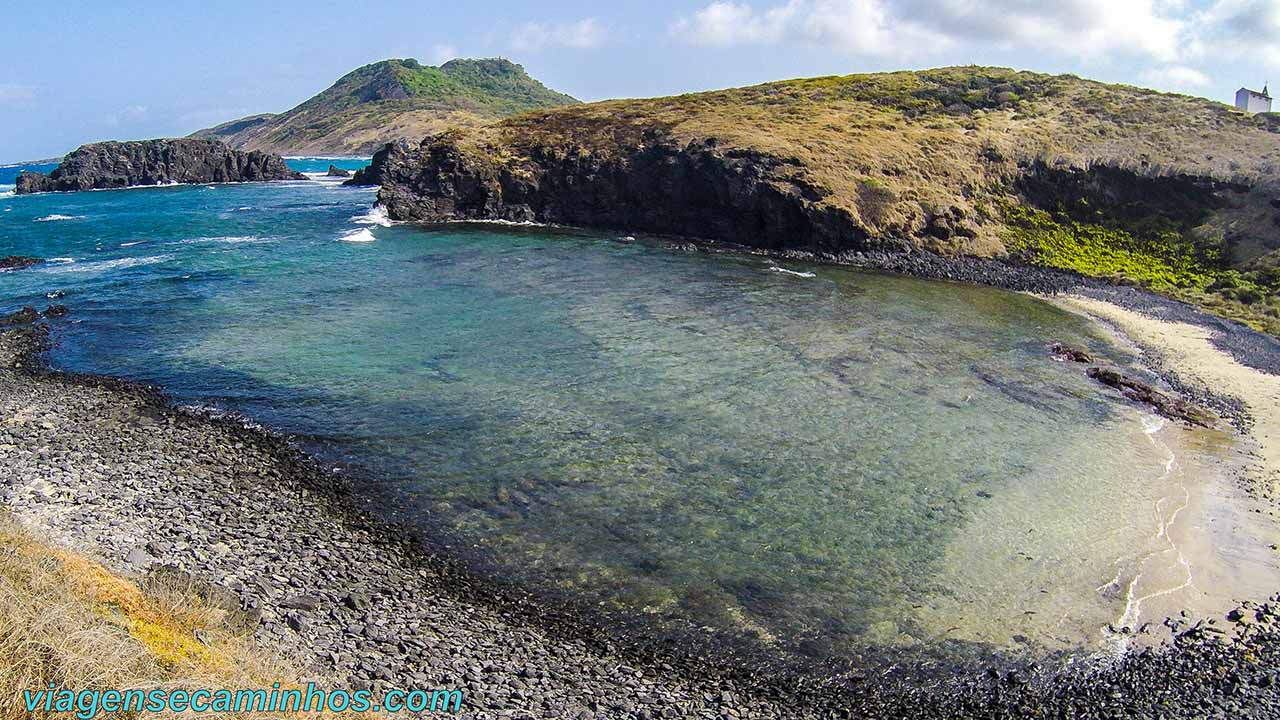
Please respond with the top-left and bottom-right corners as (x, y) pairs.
(1053, 295), (1280, 504)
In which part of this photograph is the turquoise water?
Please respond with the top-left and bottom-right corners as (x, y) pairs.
(0, 168), (1234, 670)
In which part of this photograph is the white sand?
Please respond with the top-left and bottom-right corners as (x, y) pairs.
(1052, 295), (1280, 498)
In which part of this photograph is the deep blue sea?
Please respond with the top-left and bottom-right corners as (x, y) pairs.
(0, 161), (57, 186)
(0, 160), (1254, 667)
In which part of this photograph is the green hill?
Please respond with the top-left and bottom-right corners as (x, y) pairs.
(192, 58), (578, 155)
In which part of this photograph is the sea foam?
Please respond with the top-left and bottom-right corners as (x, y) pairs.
(176, 235), (265, 245)
(769, 266), (816, 278)
(35, 214), (83, 222)
(350, 205), (393, 226)
(340, 228), (377, 243)
(42, 255), (172, 274)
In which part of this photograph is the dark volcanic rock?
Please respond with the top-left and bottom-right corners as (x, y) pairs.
(0, 256), (42, 271)
(355, 134), (909, 254)
(42, 305), (70, 319)
(1050, 342), (1094, 363)
(325, 164), (352, 178)
(345, 140), (406, 187)
(1, 307), (41, 327)
(14, 139), (304, 194)
(1087, 366), (1215, 427)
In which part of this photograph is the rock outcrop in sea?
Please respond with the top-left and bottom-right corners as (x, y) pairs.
(0, 256), (42, 271)
(15, 139), (304, 194)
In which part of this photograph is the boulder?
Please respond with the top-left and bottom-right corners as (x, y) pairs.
(325, 164), (352, 178)
(1050, 342), (1094, 363)
(0, 256), (42, 271)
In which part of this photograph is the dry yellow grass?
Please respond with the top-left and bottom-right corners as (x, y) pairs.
(444, 67), (1279, 260)
(0, 514), (364, 719)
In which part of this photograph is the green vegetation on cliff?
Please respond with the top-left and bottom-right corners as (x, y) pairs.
(192, 58), (578, 155)
(1003, 205), (1280, 334)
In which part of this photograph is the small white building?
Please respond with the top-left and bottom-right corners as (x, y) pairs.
(1235, 85), (1272, 113)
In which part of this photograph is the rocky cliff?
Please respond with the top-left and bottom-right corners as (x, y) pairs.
(353, 66), (1280, 333)
(15, 139), (303, 194)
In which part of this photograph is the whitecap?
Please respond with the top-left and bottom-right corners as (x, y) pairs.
(120, 240), (146, 247)
(457, 218), (549, 228)
(42, 255), (172, 274)
(769, 266), (816, 278)
(340, 228), (377, 243)
(175, 235), (266, 245)
(35, 214), (83, 222)
(350, 205), (392, 227)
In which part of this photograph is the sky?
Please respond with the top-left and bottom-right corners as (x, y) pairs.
(2, 0), (1278, 163)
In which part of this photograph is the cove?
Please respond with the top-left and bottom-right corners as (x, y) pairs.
(1, 176), (1275, 677)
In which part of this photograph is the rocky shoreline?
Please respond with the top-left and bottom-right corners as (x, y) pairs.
(14, 139), (303, 194)
(5, 258), (1280, 716)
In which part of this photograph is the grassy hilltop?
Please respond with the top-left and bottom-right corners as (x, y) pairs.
(193, 58), (578, 156)
(385, 66), (1280, 332)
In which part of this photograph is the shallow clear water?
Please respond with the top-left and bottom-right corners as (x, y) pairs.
(0, 170), (1265, 670)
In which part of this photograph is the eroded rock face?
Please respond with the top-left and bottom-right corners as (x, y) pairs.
(1086, 367), (1215, 427)
(352, 134), (916, 255)
(14, 139), (304, 194)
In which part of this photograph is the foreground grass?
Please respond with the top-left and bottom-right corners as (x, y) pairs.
(0, 514), (356, 719)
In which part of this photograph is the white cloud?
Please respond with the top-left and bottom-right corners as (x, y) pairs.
(1193, 0), (1280, 64)
(671, 0), (1187, 62)
(1139, 64), (1212, 92)
(430, 44), (458, 64)
(511, 18), (606, 51)
(670, 0), (944, 57)
(104, 105), (148, 126)
(0, 83), (36, 109)
(907, 0), (1184, 62)
(1201, 0), (1280, 36)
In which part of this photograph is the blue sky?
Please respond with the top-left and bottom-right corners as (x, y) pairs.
(3, 0), (1278, 162)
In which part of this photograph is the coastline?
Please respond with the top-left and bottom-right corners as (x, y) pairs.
(5, 255), (1280, 716)
(0, 325), (799, 718)
(1049, 293), (1280, 500)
